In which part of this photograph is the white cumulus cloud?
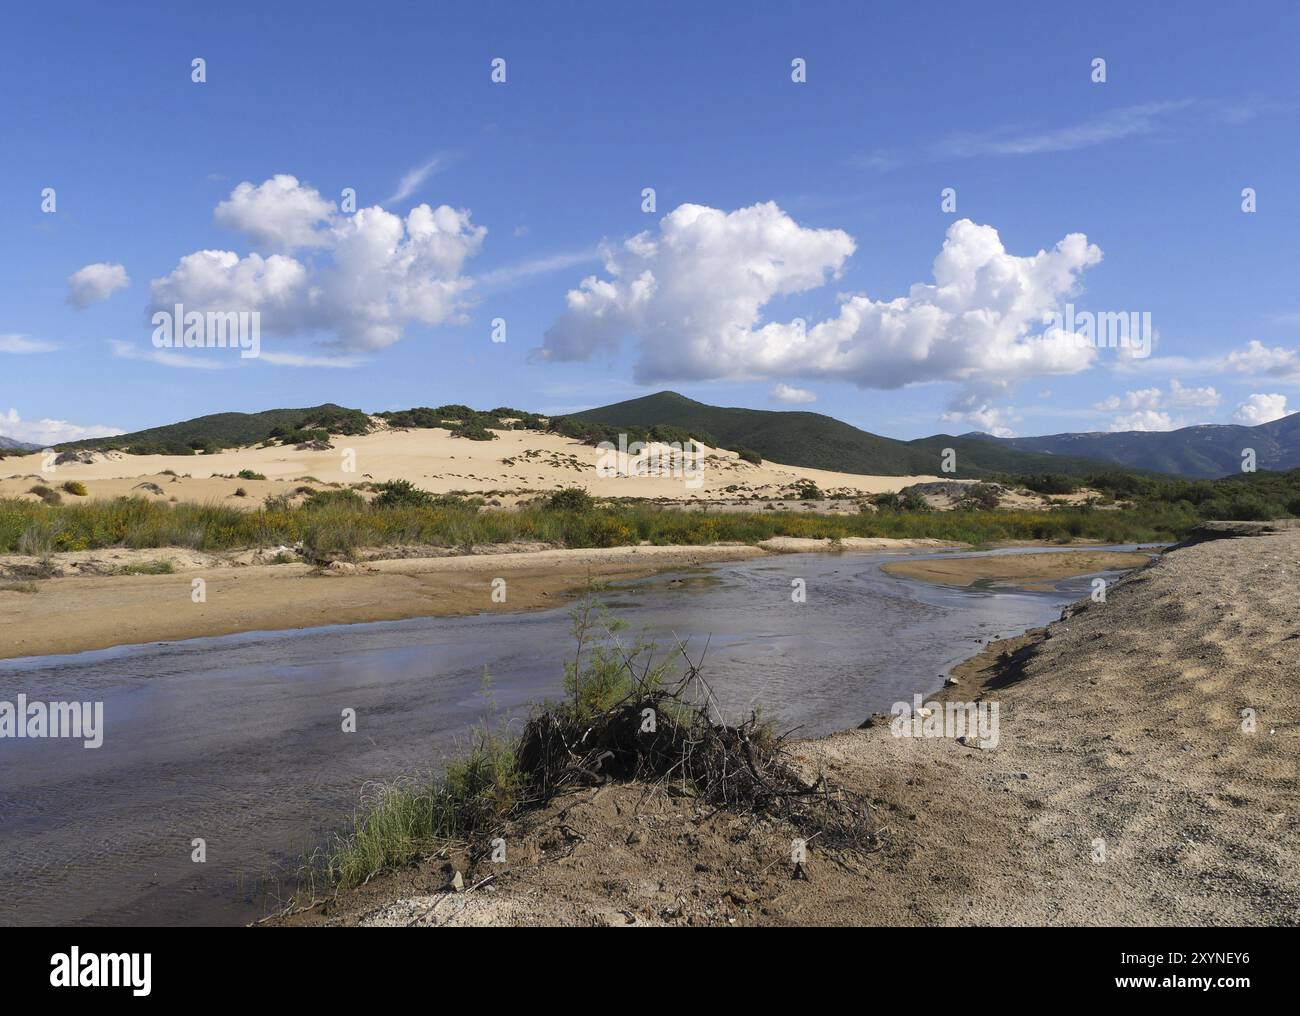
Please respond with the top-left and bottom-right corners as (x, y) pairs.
(1233, 393), (1290, 425)
(66, 263), (130, 309)
(152, 178), (487, 355)
(537, 209), (1103, 401)
(0, 408), (124, 446)
(214, 175), (336, 250)
(769, 383), (817, 404)
(1109, 409), (1178, 432)
(942, 392), (1020, 437)
(1093, 379), (1220, 430)
(1224, 340), (1300, 381)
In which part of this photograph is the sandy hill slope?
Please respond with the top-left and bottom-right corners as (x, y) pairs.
(0, 426), (948, 506)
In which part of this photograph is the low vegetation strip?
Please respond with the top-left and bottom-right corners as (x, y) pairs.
(2, 495), (1199, 559)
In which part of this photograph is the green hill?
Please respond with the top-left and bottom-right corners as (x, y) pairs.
(60, 404), (370, 455)
(566, 391), (1124, 478)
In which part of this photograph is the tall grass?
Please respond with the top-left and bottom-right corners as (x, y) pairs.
(318, 725), (522, 893)
(304, 599), (676, 896)
(0, 494), (1197, 558)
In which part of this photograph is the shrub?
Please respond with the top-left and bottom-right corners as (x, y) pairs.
(116, 559), (175, 575)
(303, 487), (366, 510)
(450, 420), (498, 441)
(544, 487), (595, 512)
(960, 483), (1002, 510)
(371, 479), (434, 509)
(17, 522), (53, 558)
(1022, 473), (1079, 496)
(236, 469), (267, 481)
(62, 481), (89, 496)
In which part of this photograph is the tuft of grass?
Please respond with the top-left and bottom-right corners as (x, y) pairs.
(301, 514), (363, 563)
(320, 725), (521, 893)
(115, 558), (175, 575)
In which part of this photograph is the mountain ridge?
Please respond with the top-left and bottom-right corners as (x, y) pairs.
(568, 391), (1145, 479)
(23, 391), (1300, 479)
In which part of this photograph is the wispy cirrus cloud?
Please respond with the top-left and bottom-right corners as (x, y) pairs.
(0, 333), (57, 354)
(856, 99), (1267, 171)
(258, 350), (365, 368)
(385, 155), (450, 205)
(477, 247), (601, 290)
(109, 339), (229, 370)
(937, 101), (1195, 159)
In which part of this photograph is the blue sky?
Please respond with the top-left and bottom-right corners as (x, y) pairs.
(3, 0), (1299, 445)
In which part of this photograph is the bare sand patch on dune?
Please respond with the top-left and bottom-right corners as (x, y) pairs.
(0, 427), (948, 507)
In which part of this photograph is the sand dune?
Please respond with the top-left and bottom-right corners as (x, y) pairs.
(0, 426), (947, 507)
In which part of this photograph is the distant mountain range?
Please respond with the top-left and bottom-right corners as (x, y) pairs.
(966, 415), (1300, 478)
(29, 391), (1300, 480)
(0, 434), (41, 452)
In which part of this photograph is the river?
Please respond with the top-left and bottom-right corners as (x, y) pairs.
(0, 546), (1145, 926)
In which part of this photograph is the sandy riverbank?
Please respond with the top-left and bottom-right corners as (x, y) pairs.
(276, 526), (1299, 926)
(881, 549), (1156, 587)
(0, 545), (759, 660)
(0, 538), (1133, 661)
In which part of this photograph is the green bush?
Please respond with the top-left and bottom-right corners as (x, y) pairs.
(961, 483), (1002, 510)
(544, 487), (595, 512)
(303, 488), (366, 510)
(450, 420), (498, 441)
(1022, 473), (1079, 496)
(371, 479), (434, 509)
